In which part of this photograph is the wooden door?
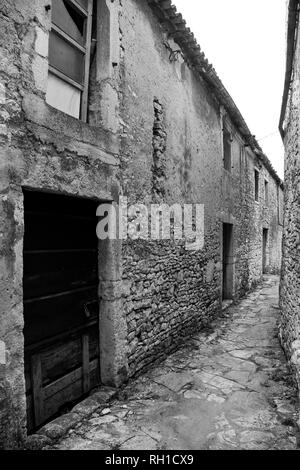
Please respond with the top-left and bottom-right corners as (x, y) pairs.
(23, 191), (100, 431)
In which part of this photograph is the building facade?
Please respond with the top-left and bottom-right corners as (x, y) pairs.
(0, 0), (283, 448)
(279, 0), (300, 394)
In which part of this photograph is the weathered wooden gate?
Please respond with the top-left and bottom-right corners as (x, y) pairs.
(23, 191), (100, 431)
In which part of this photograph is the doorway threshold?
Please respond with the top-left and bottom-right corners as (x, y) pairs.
(25, 385), (117, 449)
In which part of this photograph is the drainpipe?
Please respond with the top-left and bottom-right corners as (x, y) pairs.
(279, 0), (300, 140)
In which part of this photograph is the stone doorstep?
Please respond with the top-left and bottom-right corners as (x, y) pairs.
(222, 300), (234, 311)
(24, 386), (118, 450)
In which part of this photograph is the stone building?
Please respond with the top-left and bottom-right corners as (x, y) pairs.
(0, 0), (283, 448)
(279, 0), (300, 393)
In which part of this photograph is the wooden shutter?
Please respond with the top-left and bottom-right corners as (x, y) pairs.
(49, 0), (93, 121)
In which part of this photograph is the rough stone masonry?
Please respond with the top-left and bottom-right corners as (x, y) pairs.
(0, 0), (283, 448)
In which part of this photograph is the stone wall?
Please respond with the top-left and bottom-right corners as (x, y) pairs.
(0, 0), (283, 447)
(280, 12), (300, 392)
(118, 0), (284, 377)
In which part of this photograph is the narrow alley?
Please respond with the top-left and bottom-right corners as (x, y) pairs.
(39, 276), (299, 451)
(1, 0), (290, 450)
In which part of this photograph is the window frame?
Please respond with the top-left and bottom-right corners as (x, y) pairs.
(48, 0), (93, 122)
(254, 169), (260, 202)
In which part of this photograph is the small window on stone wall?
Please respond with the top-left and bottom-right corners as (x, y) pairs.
(223, 127), (232, 172)
(46, 0), (93, 121)
(255, 169), (259, 202)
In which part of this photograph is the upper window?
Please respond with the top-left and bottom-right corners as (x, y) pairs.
(46, 0), (93, 121)
(223, 127), (232, 172)
(254, 169), (259, 202)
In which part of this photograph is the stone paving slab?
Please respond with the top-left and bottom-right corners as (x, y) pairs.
(42, 276), (299, 450)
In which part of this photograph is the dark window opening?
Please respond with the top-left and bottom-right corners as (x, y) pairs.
(23, 190), (100, 432)
(264, 180), (269, 205)
(223, 128), (232, 172)
(92, 0), (98, 40)
(255, 169), (259, 202)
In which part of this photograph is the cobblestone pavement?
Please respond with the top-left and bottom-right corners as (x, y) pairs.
(46, 276), (299, 450)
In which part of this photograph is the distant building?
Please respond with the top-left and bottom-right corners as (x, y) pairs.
(279, 0), (300, 393)
(0, 0), (283, 448)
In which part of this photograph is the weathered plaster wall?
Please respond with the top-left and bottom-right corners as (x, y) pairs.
(280, 19), (300, 392)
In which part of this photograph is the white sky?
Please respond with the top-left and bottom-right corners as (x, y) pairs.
(174, 0), (286, 179)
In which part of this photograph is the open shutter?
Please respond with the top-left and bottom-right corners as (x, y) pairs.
(47, 0), (93, 121)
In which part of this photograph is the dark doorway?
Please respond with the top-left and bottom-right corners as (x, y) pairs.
(23, 190), (100, 431)
(263, 228), (268, 274)
(222, 223), (234, 300)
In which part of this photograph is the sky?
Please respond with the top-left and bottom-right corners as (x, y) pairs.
(174, 0), (287, 179)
